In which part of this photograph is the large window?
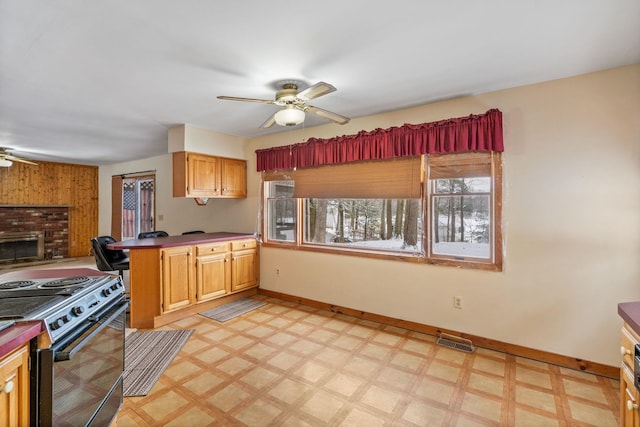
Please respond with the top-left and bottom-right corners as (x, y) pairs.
(304, 198), (423, 254)
(262, 152), (501, 270)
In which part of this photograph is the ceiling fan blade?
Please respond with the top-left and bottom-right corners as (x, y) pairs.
(306, 105), (350, 125)
(7, 155), (38, 165)
(260, 112), (277, 128)
(217, 96), (274, 104)
(296, 82), (336, 101)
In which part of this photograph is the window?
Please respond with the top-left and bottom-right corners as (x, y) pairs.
(426, 152), (501, 268)
(304, 198), (423, 254)
(430, 178), (491, 258)
(261, 152), (502, 270)
(265, 180), (296, 243)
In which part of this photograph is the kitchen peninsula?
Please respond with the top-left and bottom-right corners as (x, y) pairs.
(109, 232), (259, 329)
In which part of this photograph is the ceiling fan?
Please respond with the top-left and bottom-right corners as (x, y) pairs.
(217, 81), (350, 128)
(0, 147), (38, 167)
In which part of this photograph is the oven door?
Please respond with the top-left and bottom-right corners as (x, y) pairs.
(37, 297), (128, 427)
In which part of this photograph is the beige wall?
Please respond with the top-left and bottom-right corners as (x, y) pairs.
(99, 64), (640, 366)
(247, 64), (640, 366)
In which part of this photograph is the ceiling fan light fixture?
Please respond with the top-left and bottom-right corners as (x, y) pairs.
(275, 107), (305, 126)
(0, 158), (12, 167)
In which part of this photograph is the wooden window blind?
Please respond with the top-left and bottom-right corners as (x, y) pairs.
(428, 152), (494, 179)
(287, 156), (423, 199)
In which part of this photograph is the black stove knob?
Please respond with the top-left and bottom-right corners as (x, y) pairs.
(102, 288), (112, 297)
(50, 318), (65, 330)
(110, 283), (120, 291)
(71, 306), (84, 316)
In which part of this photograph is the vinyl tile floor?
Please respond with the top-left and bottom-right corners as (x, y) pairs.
(113, 295), (620, 427)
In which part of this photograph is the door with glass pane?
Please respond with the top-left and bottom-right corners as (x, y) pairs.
(121, 176), (155, 240)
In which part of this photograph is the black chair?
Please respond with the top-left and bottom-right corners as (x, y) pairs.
(90, 236), (130, 278)
(182, 230), (205, 235)
(137, 230), (169, 239)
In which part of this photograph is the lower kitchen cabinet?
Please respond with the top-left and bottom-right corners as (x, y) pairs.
(196, 242), (231, 302)
(620, 321), (640, 427)
(0, 343), (29, 427)
(622, 364), (640, 427)
(161, 246), (195, 313)
(149, 238), (258, 325)
(231, 239), (258, 292)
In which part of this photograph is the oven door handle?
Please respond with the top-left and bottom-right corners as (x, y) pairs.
(54, 301), (129, 362)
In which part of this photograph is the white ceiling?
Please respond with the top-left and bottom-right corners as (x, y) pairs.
(0, 1), (638, 166)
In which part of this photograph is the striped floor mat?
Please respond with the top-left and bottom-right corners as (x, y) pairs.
(123, 329), (194, 396)
(199, 298), (267, 322)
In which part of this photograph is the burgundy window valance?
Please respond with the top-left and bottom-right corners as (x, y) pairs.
(255, 108), (503, 172)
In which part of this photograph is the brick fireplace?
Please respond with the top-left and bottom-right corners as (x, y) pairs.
(0, 206), (69, 263)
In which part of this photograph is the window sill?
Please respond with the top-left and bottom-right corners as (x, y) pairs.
(262, 241), (502, 271)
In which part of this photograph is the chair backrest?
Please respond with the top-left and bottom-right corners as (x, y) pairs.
(182, 230), (205, 235)
(90, 236), (128, 271)
(138, 231), (169, 239)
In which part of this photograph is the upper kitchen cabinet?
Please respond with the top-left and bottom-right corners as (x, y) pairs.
(220, 157), (247, 198)
(173, 152), (247, 199)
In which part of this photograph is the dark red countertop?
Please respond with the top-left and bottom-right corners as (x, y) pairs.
(0, 267), (111, 282)
(107, 232), (256, 250)
(0, 321), (42, 359)
(619, 301), (640, 335)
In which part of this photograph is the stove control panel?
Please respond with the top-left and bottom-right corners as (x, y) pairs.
(42, 276), (125, 342)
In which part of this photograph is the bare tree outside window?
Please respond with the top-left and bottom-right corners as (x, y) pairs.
(304, 198), (422, 252)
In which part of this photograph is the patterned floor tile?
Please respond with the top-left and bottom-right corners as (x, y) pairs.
(113, 295), (619, 426)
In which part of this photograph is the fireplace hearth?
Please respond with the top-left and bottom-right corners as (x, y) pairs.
(0, 231), (45, 263)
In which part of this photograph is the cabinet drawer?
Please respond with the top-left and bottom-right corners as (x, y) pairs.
(196, 242), (229, 256)
(622, 324), (640, 369)
(231, 239), (256, 251)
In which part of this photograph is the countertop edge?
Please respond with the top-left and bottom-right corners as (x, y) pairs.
(107, 232), (257, 250)
(619, 301), (640, 335)
(0, 321), (42, 359)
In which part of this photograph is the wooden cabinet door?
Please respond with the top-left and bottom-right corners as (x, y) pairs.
(188, 153), (220, 197)
(621, 364), (640, 427)
(196, 253), (230, 302)
(231, 248), (257, 292)
(0, 344), (29, 427)
(161, 247), (194, 313)
(220, 158), (247, 198)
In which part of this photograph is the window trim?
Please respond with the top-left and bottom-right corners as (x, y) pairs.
(260, 153), (502, 271)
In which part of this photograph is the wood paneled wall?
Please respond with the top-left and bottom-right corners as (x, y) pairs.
(0, 161), (98, 257)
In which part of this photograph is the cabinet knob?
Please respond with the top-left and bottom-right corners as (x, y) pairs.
(628, 400), (639, 411)
(621, 346), (632, 357)
(1, 380), (14, 394)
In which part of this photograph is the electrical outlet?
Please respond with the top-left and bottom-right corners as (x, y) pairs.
(276, 268), (280, 276)
(453, 296), (463, 309)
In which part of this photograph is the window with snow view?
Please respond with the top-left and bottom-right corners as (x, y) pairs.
(430, 178), (490, 259)
(303, 198), (423, 254)
(261, 152), (502, 271)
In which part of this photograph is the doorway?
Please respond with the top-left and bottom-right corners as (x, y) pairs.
(111, 173), (156, 240)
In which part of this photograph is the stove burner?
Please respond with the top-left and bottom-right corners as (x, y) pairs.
(39, 276), (91, 288)
(0, 280), (37, 290)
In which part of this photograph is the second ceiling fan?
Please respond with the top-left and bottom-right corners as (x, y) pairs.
(217, 81), (350, 128)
